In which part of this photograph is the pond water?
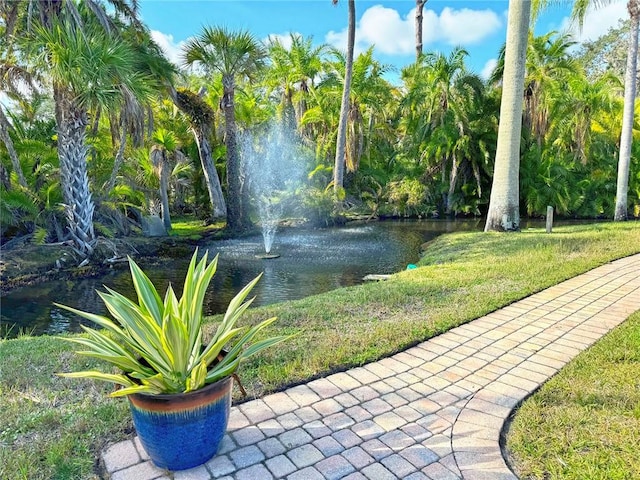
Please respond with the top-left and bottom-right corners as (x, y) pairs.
(1, 218), (567, 337)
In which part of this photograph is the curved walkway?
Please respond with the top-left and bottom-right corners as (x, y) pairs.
(102, 254), (640, 480)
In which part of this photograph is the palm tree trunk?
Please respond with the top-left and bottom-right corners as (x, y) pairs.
(0, 107), (28, 188)
(484, 0), (531, 232)
(171, 87), (227, 219)
(333, 0), (355, 196)
(159, 157), (171, 230)
(222, 74), (248, 232)
(614, 0), (639, 221)
(446, 153), (459, 217)
(105, 123), (127, 194)
(55, 86), (96, 256)
(415, 0), (427, 60)
(192, 126), (227, 218)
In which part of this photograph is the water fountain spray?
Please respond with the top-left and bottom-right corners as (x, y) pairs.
(241, 121), (306, 259)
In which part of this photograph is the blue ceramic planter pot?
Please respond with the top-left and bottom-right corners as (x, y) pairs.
(128, 376), (233, 471)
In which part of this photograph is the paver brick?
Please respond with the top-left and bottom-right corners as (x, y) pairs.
(229, 445), (265, 469)
(362, 462), (399, 480)
(287, 385), (321, 407)
(344, 405), (373, 422)
(304, 419), (332, 439)
(323, 412), (356, 431)
(238, 399), (275, 424)
(332, 428), (362, 448)
(308, 378), (342, 398)
(381, 453), (417, 478)
(361, 397), (392, 416)
(399, 444), (439, 468)
(286, 444), (324, 468)
(133, 437), (150, 461)
(231, 425), (266, 446)
(313, 435), (344, 456)
(206, 455), (235, 477)
(103, 440), (140, 473)
(421, 461), (461, 480)
(351, 385), (378, 402)
(236, 464), (274, 480)
(265, 455), (297, 478)
(342, 446), (374, 469)
(171, 465), (210, 480)
(352, 419), (386, 441)
(334, 392), (359, 408)
(315, 454), (356, 480)
(373, 411), (408, 431)
(286, 466), (324, 480)
(263, 392), (300, 415)
(313, 398), (343, 416)
(257, 437), (287, 458)
(379, 429), (415, 451)
(279, 427), (312, 448)
(328, 372), (362, 391)
(110, 461), (164, 480)
(343, 472), (368, 480)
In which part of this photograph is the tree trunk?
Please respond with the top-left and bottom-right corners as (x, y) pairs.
(159, 156), (172, 230)
(171, 87), (227, 219)
(415, 0), (427, 60)
(614, 0), (639, 221)
(484, 0), (531, 232)
(333, 0), (355, 196)
(222, 74), (249, 232)
(0, 106), (28, 188)
(446, 153), (459, 217)
(105, 122), (127, 194)
(192, 126), (227, 218)
(55, 86), (96, 256)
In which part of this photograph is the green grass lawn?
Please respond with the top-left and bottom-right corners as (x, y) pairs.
(1, 221), (640, 479)
(506, 311), (640, 480)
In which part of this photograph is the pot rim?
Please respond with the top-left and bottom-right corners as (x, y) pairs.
(128, 375), (234, 401)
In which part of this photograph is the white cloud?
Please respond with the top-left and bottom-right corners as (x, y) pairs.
(438, 8), (503, 45)
(150, 30), (187, 65)
(480, 58), (498, 80)
(560, 0), (627, 43)
(325, 5), (502, 56)
(264, 32), (297, 49)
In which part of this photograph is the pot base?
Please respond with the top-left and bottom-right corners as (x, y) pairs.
(129, 377), (233, 471)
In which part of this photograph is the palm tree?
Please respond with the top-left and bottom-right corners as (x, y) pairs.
(614, 0), (639, 220)
(400, 48), (484, 215)
(183, 26), (266, 232)
(484, 0), (531, 232)
(26, 16), (152, 256)
(266, 33), (326, 135)
(150, 128), (177, 230)
(415, 0), (429, 60)
(332, 0), (356, 198)
(171, 86), (227, 219)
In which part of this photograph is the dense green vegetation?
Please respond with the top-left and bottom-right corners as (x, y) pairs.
(1, 4), (638, 254)
(1, 222), (639, 479)
(507, 311), (640, 480)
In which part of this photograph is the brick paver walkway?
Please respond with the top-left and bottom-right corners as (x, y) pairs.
(102, 254), (640, 480)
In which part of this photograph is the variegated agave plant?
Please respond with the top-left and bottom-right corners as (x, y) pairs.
(57, 249), (288, 397)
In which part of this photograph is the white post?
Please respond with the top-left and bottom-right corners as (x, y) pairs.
(546, 206), (554, 233)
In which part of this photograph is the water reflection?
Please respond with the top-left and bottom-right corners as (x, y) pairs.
(2, 219), (487, 337)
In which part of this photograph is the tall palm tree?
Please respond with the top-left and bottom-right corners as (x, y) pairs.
(485, 0), (531, 232)
(266, 33), (326, 135)
(150, 128), (178, 230)
(401, 48), (484, 215)
(29, 19), (152, 255)
(183, 27), (266, 232)
(415, 0), (428, 60)
(171, 86), (227, 219)
(614, 0), (639, 220)
(332, 0), (356, 197)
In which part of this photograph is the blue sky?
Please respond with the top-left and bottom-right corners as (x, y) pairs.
(140, 0), (627, 83)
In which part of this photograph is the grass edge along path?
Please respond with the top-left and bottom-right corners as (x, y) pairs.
(505, 310), (640, 480)
(1, 221), (640, 479)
